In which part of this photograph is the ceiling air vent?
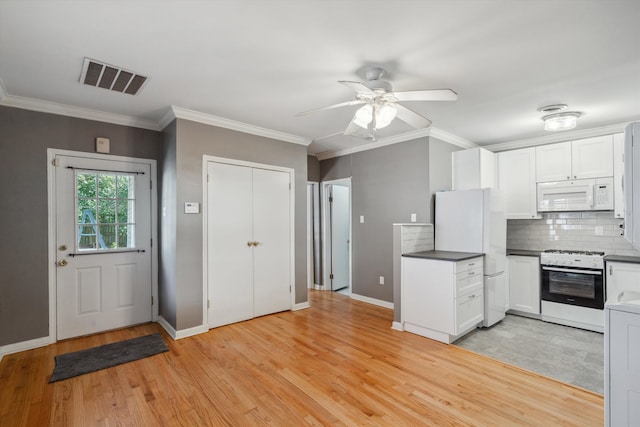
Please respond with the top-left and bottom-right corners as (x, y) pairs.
(79, 58), (148, 95)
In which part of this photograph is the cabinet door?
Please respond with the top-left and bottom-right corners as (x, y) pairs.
(613, 133), (625, 219)
(536, 141), (572, 182)
(455, 291), (484, 335)
(497, 148), (540, 219)
(572, 135), (614, 179)
(607, 262), (640, 302)
(508, 256), (540, 314)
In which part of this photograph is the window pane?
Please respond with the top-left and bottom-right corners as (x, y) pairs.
(99, 224), (117, 249)
(77, 173), (97, 198)
(116, 200), (134, 224)
(97, 199), (116, 224)
(117, 224), (134, 248)
(78, 226), (97, 250)
(117, 175), (134, 199)
(77, 200), (97, 224)
(98, 174), (116, 198)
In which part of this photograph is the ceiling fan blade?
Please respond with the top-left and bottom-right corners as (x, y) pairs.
(391, 89), (458, 102)
(395, 104), (432, 129)
(296, 99), (365, 117)
(339, 80), (375, 95)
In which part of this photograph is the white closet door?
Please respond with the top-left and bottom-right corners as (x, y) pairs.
(252, 168), (291, 317)
(208, 162), (254, 327)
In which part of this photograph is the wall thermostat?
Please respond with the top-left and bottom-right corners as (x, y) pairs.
(184, 202), (200, 214)
(96, 137), (110, 153)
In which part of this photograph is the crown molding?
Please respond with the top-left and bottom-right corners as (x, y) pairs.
(315, 127), (476, 161)
(0, 93), (161, 131)
(168, 106), (311, 146)
(483, 122), (632, 152)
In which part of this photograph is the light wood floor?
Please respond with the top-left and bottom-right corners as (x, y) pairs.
(0, 290), (603, 426)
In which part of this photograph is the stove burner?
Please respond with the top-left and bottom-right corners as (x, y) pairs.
(543, 249), (605, 256)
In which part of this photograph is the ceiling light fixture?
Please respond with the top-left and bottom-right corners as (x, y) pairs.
(537, 104), (582, 132)
(353, 102), (398, 130)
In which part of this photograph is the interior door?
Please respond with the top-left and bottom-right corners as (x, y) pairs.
(207, 162), (254, 327)
(55, 154), (152, 340)
(252, 167), (291, 317)
(330, 184), (350, 291)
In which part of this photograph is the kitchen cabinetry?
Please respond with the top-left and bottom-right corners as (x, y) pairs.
(507, 255), (540, 316)
(453, 147), (496, 190)
(402, 255), (484, 344)
(536, 135), (614, 182)
(606, 260), (640, 302)
(497, 147), (541, 219)
(613, 133), (625, 219)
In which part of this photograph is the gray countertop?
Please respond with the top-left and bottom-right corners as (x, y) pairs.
(507, 249), (542, 257)
(402, 250), (484, 262)
(604, 255), (640, 264)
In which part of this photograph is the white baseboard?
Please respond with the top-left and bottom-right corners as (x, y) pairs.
(350, 293), (394, 310)
(156, 316), (209, 340)
(391, 321), (404, 331)
(0, 335), (53, 362)
(292, 301), (311, 311)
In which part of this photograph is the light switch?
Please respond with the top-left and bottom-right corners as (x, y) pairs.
(360, 215), (365, 223)
(411, 213), (417, 222)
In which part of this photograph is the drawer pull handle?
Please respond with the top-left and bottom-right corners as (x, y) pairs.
(468, 294), (476, 299)
(468, 263), (475, 266)
(468, 272), (475, 275)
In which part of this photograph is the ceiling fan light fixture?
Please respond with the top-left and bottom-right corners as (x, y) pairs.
(542, 111), (582, 131)
(353, 104), (373, 128)
(374, 103), (397, 129)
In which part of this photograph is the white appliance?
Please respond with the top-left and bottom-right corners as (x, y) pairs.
(435, 189), (507, 327)
(537, 177), (614, 212)
(624, 122), (640, 250)
(540, 250), (605, 332)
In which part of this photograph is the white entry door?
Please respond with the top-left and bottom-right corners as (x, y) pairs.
(207, 161), (291, 327)
(55, 154), (152, 340)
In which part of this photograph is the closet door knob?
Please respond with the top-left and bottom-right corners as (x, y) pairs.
(247, 241), (253, 247)
(253, 241), (260, 246)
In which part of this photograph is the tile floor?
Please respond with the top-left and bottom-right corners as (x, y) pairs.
(454, 314), (604, 394)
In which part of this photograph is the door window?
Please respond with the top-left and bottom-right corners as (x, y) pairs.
(75, 170), (136, 251)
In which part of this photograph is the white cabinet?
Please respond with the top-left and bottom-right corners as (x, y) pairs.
(613, 133), (625, 219)
(507, 255), (540, 316)
(536, 136), (614, 182)
(605, 302), (640, 427)
(497, 147), (541, 219)
(453, 147), (496, 190)
(606, 261), (640, 302)
(402, 256), (484, 344)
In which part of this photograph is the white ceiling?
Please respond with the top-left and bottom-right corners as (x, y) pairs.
(1, 1), (639, 156)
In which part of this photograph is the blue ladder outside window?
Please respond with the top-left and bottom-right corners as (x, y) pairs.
(78, 209), (107, 249)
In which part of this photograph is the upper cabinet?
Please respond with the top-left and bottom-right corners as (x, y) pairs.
(452, 147), (496, 190)
(536, 135), (614, 182)
(497, 147), (541, 219)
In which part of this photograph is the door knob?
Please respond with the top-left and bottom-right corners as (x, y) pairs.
(247, 241), (253, 247)
(253, 241), (260, 246)
(58, 259), (68, 267)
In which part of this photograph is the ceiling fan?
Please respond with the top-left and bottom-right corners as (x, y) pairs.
(297, 67), (457, 139)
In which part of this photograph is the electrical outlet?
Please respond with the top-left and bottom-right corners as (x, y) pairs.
(379, 276), (384, 285)
(411, 213), (417, 222)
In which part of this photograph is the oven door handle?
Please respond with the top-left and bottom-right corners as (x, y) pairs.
(541, 266), (602, 275)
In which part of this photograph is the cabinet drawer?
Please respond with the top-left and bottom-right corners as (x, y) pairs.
(455, 257), (483, 274)
(455, 290), (484, 335)
(455, 268), (483, 297)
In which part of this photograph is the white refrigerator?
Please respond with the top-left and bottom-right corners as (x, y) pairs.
(435, 188), (507, 327)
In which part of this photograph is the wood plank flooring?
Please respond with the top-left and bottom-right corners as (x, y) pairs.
(0, 290), (603, 426)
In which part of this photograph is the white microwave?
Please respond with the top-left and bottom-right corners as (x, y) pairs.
(537, 177), (614, 212)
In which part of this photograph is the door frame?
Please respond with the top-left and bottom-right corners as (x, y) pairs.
(47, 148), (159, 342)
(202, 155), (296, 328)
(320, 178), (352, 292)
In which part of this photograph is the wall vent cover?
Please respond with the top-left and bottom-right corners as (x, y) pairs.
(79, 58), (148, 95)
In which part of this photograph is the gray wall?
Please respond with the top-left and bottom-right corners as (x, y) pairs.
(159, 118), (308, 331)
(0, 106), (162, 347)
(307, 155), (320, 182)
(320, 139), (431, 302)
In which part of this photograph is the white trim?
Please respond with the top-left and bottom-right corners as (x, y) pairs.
(202, 155), (297, 328)
(2, 94), (160, 130)
(484, 122), (632, 152)
(350, 293), (394, 309)
(157, 317), (209, 340)
(0, 336), (53, 362)
(46, 149), (159, 343)
(391, 321), (404, 331)
(292, 301), (311, 311)
(316, 127), (476, 160)
(0, 77), (7, 102)
(169, 106), (311, 146)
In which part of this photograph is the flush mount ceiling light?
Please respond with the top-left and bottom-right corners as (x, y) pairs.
(537, 104), (582, 132)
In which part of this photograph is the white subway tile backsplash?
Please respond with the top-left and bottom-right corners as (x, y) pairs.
(507, 212), (640, 256)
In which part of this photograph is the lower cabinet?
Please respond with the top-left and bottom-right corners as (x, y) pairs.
(402, 256), (484, 344)
(508, 255), (540, 316)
